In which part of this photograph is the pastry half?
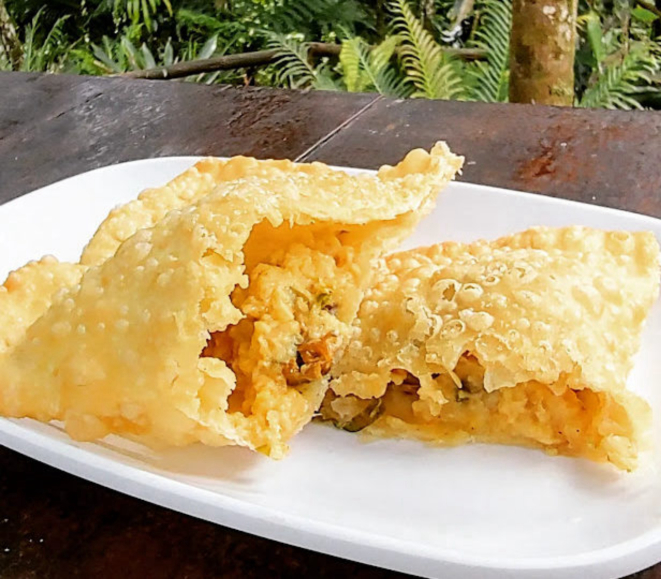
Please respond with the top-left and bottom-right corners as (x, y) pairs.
(81, 148), (459, 266)
(323, 227), (659, 470)
(0, 143), (463, 458)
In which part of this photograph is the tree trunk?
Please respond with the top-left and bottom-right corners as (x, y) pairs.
(509, 0), (578, 105)
(0, 0), (21, 68)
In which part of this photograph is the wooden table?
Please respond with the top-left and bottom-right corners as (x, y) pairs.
(1, 70), (660, 578)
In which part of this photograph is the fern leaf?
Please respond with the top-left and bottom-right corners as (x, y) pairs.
(267, 33), (317, 89)
(21, 11), (39, 71)
(268, 0), (369, 38)
(20, 9), (71, 73)
(370, 35), (400, 71)
(339, 35), (409, 96)
(374, 65), (412, 97)
(339, 37), (364, 92)
(584, 11), (606, 66)
(580, 43), (660, 109)
(365, 37), (410, 96)
(466, 0), (511, 102)
(390, 0), (465, 99)
(269, 2), (316, 34)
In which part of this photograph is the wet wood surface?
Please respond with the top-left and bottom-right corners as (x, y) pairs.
(1, 71), (660, 578)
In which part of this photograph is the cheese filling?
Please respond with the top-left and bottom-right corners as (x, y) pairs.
(321, 354), (639, 469)
(197, 218), (367, 453)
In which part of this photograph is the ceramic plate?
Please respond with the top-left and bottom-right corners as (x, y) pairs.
(1, 158), (661, 579)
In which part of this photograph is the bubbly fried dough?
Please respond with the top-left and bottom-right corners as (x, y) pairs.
(0, 257), (84, 355)
(80, 156), (308, 265)
(81, 148), (462, 266)
(0, 143), (463, 457)
(324, 227), (660, 470)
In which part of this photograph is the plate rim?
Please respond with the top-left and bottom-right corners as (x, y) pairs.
(3, 156), (661, 230)
(3, 417), (661, 578)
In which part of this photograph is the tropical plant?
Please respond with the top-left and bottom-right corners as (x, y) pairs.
(390, 0), (465, 99)
(110, 0), (173, 32)
(2, 0), (661, 109)
(266, 32), (341, 89)
(464, 0), (512, 102)
(339, 35), (410, 96)
(72, 28), (225, 83)
(264, 0), (372, 39)
(14, 8), (72, 72)
(576, 6), (661, 108)
(580, 42), (661, 108)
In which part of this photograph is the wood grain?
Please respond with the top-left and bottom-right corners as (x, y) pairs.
(303, 96), (661, 217)
(0, 72), (377, 203)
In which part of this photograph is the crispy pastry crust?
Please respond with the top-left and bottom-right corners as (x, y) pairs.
(81, 145), (463, 265)
(0, 257), (85, 355)
(326, 227), (659, 470)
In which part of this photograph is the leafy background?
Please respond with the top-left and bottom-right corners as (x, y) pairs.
(2, 0), (660, 108)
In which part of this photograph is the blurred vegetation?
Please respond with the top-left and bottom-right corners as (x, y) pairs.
(1, 0), (660, 108)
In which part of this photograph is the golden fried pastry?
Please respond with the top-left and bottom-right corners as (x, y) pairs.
(81, 156), (312, 265)
(0, 257), (84, 355)
(0, 143), (463, 457)
(322, 227), (659, 470)
(81, 151), (460, 266)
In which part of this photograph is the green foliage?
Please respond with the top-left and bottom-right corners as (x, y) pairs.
(111, 0), (173, 32)
(71, 27), (232, 85)
(265, 0), (371, 39)
(339, 36), (410, 96)
(465, 0), (512, 102)
(15, 9), (72, 73)
(82, 34), (168, 74)
(579, 43), (661, 108)
(0, 47), (11, 71)
(584, 12), (607, 65)
(576, 8), (661, 108)
(632, 5), (659, 24)
(390, 0), (465, 99)
(266, 32), (340, 90)
(3, 0), (661, 109)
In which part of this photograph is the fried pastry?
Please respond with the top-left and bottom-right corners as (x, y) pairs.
(81, 152), (457, 266)
(0, 257), (84, 355)
(322, 227), (659, 470)
(81, 156), (316, 265)
(0, 143), (463, 457)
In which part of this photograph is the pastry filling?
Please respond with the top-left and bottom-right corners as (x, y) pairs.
(200, 219), (363, 421)
(321, 354), (636, 468)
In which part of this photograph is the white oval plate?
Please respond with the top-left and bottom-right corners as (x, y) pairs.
(1, 158), (661, 579)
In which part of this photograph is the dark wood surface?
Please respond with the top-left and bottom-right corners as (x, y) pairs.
(1, 71), (660, 578)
